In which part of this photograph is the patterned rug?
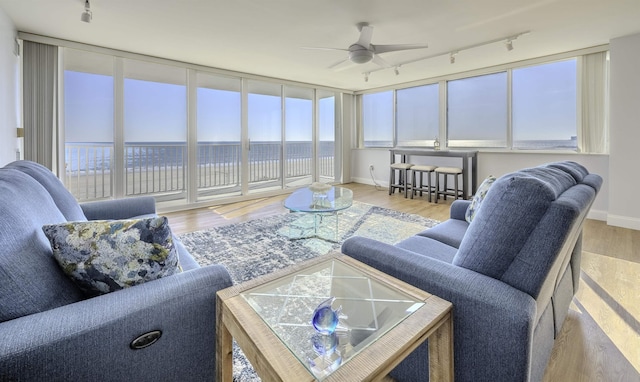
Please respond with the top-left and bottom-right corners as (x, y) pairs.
(178, 201), (439, 381)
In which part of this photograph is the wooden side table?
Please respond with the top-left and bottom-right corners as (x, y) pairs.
(216, 252), (454, 381)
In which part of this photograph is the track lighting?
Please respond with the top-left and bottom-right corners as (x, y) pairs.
(364, 31), (530, 77)
(505, 39), (513, 51)
(394, 66), (400, 76)
(81, 0), (92, 23)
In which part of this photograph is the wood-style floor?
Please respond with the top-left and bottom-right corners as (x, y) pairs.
(163, 183), (640, 382)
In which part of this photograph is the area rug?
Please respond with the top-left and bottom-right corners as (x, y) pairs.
(178, 201), (439, 381)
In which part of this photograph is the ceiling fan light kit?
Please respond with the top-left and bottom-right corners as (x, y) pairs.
(349, 45), (374, 64)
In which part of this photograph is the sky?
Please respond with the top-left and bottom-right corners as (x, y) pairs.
(64, 71), (336, 144)
(363, 58), (578, 143)
(66, 58), (577, 146)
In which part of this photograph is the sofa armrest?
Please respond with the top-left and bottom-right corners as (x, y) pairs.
(342, 236), (536, 382)
(80, 196), (157, 220)
(450, 199), (471, 221)
(0, 265), (232, 381)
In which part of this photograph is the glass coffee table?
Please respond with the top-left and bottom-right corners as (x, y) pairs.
(216, 252), (454, 381)
(283, 186), (353, 242)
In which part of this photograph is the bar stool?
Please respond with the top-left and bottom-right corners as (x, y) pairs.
(410, 165), (438, 202)
(389, 163), (414, 198)
(435, 167), (464, 203)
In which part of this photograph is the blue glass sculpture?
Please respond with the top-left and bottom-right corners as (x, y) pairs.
(311, 297), (340, 335)
(311, 332), (338, 356)
(308, 297), (345, 376)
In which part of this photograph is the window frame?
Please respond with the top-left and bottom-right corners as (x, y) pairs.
(446, 71), (509, 149)
(356, 51), (599, 153)
(395, 83), (440, 148)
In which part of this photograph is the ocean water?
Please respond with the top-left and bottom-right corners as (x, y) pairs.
(364, 139), (578, 150)
(65, 141), (336, 172)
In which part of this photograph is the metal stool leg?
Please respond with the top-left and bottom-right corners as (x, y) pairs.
(427, 171), (432, 202)
(403, 169), (410, 198)
(454, 174), (459, 200)
(435, 172), (440, 203)
(389, 169), (394, 195)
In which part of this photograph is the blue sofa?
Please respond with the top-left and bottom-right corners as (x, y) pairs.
(342, 161), (602, 382)
(0, 160), (232, 381)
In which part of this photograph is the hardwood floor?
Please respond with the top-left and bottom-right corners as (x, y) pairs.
(163, 183), (640, 382)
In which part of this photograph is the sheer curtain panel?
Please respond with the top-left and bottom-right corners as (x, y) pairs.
(580, 51), (609, 154)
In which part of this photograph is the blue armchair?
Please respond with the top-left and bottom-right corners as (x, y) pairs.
(0, 161), (232, 381)
(342, 161), (602, 382)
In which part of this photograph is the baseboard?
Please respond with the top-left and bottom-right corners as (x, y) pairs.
(587, 209), (607, 222)
(351, 177), (389, 187)
(606, 214), (640, 230)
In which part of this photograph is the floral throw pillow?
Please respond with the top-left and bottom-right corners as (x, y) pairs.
(465, 175), (497, 223)
(42, 216), (181, 296)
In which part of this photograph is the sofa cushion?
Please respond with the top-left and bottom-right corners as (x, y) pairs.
(0, 170), (84, 323)
(42, 217), (181, 296)
(465, 175), (496, 223)
(545, 161), (588, 183)
(500, 184), (595, 298)
(416, 219), (468, 249)
(4, 160), (87, 222)
(453, 166), (576, 284)
(396, 236), (457, 263)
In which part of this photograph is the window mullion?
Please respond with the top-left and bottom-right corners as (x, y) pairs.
(113, 57), (124, 199)
(507, 69), (513, 149)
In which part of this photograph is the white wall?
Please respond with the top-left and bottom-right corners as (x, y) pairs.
(608, 33), (640, 230)
(0, 7), (17, 166)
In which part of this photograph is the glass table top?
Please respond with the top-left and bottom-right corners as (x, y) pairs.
(240, 258), (425, 380)
(284, 186), (353, 213)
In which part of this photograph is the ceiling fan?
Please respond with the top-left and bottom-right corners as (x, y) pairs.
(302, 22), (429, 70)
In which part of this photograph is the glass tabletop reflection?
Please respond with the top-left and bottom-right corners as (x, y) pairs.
(284, 186), (353, 213)
(240, 258), (425, 380)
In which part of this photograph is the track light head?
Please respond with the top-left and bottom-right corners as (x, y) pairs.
(81, 0), (92, 23)
(394, 67), (400, 76)
(449, 51), (458, 64)
(506, 39), (513, 51)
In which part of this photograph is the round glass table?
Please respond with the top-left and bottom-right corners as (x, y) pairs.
(283, 186), (353, 242)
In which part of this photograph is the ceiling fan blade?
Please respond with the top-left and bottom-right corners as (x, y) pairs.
(372, 54), (393, 69)
(356, 25), (374, 47)
(328, 57), (351, 69)
(372, 44), (429, 54)
(301, 46), (348, 52)
(330, 59), (359, 72)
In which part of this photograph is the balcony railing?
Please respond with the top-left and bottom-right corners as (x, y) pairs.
(65, 141), (335, 201)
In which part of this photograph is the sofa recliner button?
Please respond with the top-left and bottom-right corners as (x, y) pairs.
(130, 330), (162, 350)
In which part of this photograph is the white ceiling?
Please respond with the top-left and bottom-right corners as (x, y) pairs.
(1, 0), (639, 91)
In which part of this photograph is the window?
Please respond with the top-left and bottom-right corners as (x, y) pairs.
(362, 91), (393, 147)
(396, 84), (439, 146)
(512, 60), (577, 149)
(285, 86), (313, 187)
(59, 46), (339, 205)
(63, 49), (114, 200)
(447, 72), (508, 147)
(196, 73), (242, 199)
(248, 80), (282, 193)
(123, 60), (187, 198)
(318, 90), (336, 181)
